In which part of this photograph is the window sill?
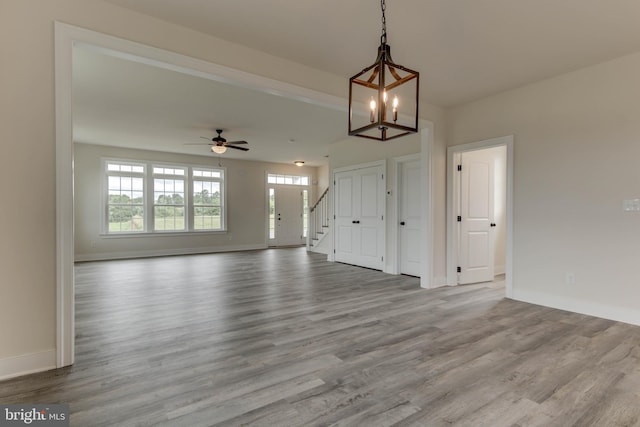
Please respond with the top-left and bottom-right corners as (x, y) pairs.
(100, 230), (227, 238)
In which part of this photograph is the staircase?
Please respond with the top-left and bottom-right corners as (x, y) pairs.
(306, 187), (331, 254)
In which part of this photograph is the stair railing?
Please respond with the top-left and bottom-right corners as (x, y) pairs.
(307, 187), (330, 250)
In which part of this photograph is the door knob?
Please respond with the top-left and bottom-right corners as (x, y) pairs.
(400, 221), (406, 226)
(490, 223), (496, 227)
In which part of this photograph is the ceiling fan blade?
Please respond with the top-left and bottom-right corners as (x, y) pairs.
(200, 136), (212, 141)
(226, 145), (249, 151)
(226, 140), (248, 145)
(184, 142), (213, 145)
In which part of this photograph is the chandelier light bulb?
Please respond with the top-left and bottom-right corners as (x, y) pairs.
(393, 96), (399, 122)
(369, 97), (377, 122)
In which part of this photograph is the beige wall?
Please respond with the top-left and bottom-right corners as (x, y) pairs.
(74, 143), (319, 260)
(448, 50), (640, 324)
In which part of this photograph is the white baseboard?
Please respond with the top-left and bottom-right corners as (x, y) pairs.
(512, 288), (640, 327)
(494, 264), (505, 276)
(0, 350), (56, 381)
(75, 244), (267, 262)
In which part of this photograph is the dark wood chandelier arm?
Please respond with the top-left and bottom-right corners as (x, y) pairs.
(351, 79), (380, 90)
(385, 73), (418, 91)
(367, 67), (380, 84)
(388, 66), (403, 81)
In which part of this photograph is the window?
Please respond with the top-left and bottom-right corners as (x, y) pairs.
(153, 167), (186, 231)
(193, 168), (224, 230)
(106, 162), (145, 233)
(104, 159), (225, 234)
(267, 174), (309, 186)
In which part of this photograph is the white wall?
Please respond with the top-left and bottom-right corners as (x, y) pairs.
(74, 143), (319, 261)
(448, 50), (640, 325)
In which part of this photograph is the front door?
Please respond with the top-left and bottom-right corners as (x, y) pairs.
(269, 186), (304, 246)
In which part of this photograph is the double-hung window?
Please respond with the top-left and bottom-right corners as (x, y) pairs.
(193, 168), (224, 231)
(106, 162), (145, 233)
(153, 166), (186, 231)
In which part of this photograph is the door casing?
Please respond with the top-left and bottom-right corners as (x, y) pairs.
(446, 135), (514, 297)
(268, 185), (305, 247)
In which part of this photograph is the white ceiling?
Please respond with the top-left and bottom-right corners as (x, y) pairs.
(75, 0), (640, 164)
(73, 47), (345, 166)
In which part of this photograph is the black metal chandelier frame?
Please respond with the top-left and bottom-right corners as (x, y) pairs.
(348, 0), (420, 141)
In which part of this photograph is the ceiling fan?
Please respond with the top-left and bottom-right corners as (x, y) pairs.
(192, 129), (249, 154)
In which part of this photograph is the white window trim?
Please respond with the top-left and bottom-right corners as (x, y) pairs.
(103, 159), (147, 235)
(102, 158), (227, 235)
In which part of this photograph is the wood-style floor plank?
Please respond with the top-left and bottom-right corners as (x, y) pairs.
(1, 247), (640, 426)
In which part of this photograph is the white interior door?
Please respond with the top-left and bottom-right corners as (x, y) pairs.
(458, 150), (495, 284)
(399, 159), (422, 276)
(334, 164), (385, 270)
(273, 186), (304, 246)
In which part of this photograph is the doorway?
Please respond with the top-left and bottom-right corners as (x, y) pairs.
(55, 23), (347, 368)
(268, 186), (307, 247)
(446, 136), (513, 296)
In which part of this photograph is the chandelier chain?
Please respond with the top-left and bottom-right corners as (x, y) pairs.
(380, 0), (387, 45)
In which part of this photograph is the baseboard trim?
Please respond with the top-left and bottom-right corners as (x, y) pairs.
(75, 244), (268, 262)
(512, 289), (640, 327)
(0, 350), (56, 381)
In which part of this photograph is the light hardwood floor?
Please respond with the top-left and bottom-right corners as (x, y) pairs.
(2, 248), (640, 426)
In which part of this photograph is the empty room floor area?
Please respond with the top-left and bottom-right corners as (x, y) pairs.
(1, 248), (640, 426)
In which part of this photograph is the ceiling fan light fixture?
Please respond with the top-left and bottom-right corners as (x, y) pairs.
(294, 160), (305, 166)
(211, 145), (227, 154)
(348, 0), (419, 141)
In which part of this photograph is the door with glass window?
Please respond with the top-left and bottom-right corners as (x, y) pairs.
(268, 186), (305, 246)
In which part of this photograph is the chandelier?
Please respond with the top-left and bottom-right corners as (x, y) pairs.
(348, 0), (419, 141)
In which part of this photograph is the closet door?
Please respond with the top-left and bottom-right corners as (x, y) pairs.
(334, 163), (385, 270)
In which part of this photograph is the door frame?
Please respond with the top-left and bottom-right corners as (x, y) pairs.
(55, 23), (346, 368)
(391, 153), (421, 276)
(266, 184), (308, 247)
(446, 135), (514, 297)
